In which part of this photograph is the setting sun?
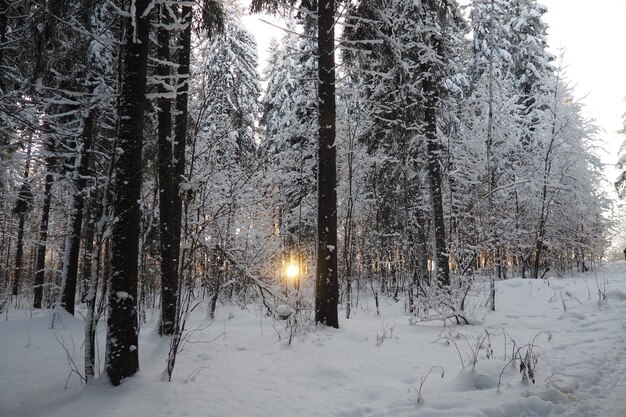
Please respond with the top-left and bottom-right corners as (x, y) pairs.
(284, 262), (299, 280)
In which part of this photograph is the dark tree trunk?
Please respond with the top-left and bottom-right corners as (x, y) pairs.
(61, 110), (94, 315)
(105, 0), (150, 386)
(422, 69), (450, 288)
(33, 172), (53, 308)
(174, 4), (191, 188)
(413, 206), (429, 289)
(81, 203), (96, 300)
(344, 131), (355, 319)
(156, 4), (178, 336)
(533, 238), (543, 279)
(208, 247), (221, 320)
(12, 141), (32, 296)
(315, 0), (339, 328)
(12, 214), (26, 296)
(160, 1), (192, 331)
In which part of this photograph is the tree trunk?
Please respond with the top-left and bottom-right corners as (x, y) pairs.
(156, 4), (178, 336)
(414, 210), (429, 288)
(174, 4), (191, 195)
(208, 247), (220, 320)
(343, 131), (354, 320)
(33, 172), (53, 308)
(60, 110), (94, 315)
(85, 211), (105, 383)
(158, 1), (192, 334)
(315, 0), (338, 328)
(422, 69), (450, 288)
(12, 214), (26, 296)
(12, 141), (32, 297)
(85, 197), (112, 382)
(105, 0), (150, 386)
(81, 203), (96, 300)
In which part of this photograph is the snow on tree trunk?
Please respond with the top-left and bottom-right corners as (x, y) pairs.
(315, 0), (339, 329)
(105, 0), (150, 386)
(60, 108), (94, 315)
(156, 4), (178, 336)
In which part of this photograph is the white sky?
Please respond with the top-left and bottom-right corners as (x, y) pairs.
(541, 0), (626, 187)
(241, 0), (626, 186)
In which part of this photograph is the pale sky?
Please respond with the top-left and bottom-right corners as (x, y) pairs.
(242, 0), (626, 187)
(541, 0), (626, 188)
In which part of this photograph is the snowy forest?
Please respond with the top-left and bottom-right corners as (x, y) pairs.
(1, 0), (625, 415)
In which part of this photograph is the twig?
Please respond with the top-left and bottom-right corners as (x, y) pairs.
(54, 332), (85, 388)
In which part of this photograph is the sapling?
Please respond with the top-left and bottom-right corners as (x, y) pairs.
(412, 366), (444, 406)
(376, 321), (395, 347)
(593, 268), (607, 301)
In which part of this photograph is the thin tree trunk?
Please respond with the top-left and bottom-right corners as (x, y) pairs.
(343, 130), (354, 319)
(105, 0), (150, 386)
(208, 247), (220, 320)
(487, 0), (497, 308)
(81, 203), (95, 300)
(4, 240), (11, 290)
(33, 172), (53, 308)
(12, 140), (32, 296)
(61, 110), (94, 315)
(12, 214), (26, 296)
(533, 73), (561, 279)
(414, 209), (429, 288)
(85, 201), (108, 382)
(315, 0), (338, 328)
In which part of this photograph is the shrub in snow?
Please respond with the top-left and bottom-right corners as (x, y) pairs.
(271, 292), (314, 345)
(411, 275), (475, 325)
(375, 322), (395, 347)
(498, 330), (552, 389)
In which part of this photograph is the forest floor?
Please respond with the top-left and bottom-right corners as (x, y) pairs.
(2, 263), (626, 417)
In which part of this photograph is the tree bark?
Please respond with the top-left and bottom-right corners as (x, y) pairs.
(174, 4), (191, 189)
(12, 141), (32, 296)
(60, 110), (94, 315)
(81, 203), (96, 300)
(156, 4), (178, 336)
(105, 0), (150, 386)
(315, 0), (339, 328)
(33, 172), (53, 308)
(12, 214), (26, 296)
(422, 68), (450, 288)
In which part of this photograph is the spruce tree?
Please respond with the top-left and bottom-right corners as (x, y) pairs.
(261, 24), (317, 254)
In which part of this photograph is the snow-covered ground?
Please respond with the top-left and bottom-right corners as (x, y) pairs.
(2, 263), (626, 417)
